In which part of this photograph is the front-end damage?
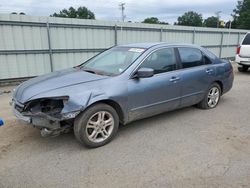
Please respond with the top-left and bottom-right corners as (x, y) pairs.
(23, 96), (81, 121)
(11, 66), (116, 138)
(12, 96), (82, 137)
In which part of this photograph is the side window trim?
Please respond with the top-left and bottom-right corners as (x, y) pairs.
(174, 47), (182, 69)
(202, 53), (213, 65)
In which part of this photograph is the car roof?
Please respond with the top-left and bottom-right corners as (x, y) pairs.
(118, 42), (218, 59)
(119, 42), (201, 49)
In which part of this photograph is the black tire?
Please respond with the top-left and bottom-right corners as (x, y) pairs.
(197, 83), (221, 109)
(74, 103), (119, 148)
(238, 66), (249, 72)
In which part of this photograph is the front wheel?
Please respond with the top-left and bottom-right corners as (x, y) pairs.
(197, 83), (221, 109)
(74, 103), (119, 148)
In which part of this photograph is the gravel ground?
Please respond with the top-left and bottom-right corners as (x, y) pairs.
(0, 64), (250, 188)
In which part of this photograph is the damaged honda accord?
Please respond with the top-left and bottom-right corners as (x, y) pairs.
(12, 43), (234, 148)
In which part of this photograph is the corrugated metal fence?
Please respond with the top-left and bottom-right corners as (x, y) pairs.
(0, 14), (249, 80)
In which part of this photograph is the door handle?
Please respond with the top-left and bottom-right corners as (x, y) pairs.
(169, 76), (180, 82)
(206, 69), (214, 74)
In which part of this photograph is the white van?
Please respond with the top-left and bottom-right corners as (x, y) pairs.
(235, 32), (250, 72)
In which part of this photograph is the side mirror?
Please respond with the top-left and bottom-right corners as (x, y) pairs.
(135, 68), (154, 78)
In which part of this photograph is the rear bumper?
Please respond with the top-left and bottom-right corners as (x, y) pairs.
(224, 76), (233, 95)
(222, 66), (234, 95)
(235, 55), (250, 66)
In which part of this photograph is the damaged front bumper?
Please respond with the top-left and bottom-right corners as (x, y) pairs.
(11, 99), (81, 136)
(12, 102), (31, 124)
(12, 101), (59, 129)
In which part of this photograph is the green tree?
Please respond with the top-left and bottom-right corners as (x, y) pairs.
(177, 11), (203, 26)
(51, 6), (95, 19)
(142, 17), (168, 24)
(232, 0), (250, 29)
(203, 16), (219, 28)
(142, 17), (160, 24)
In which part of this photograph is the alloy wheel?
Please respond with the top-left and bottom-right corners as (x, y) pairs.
(85, 111), (114, 143)
(207, 87), (220, 108)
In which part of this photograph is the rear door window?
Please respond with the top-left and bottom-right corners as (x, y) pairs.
(178, 48), (203, 68)
(242, 33), (250, 45)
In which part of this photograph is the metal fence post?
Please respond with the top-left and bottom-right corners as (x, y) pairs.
(192, 28), (196, 44)
(114, 24), (118, 46)
(237, 32), (241, 45)
(219, 32), (224, 58)
(160, 27), (163, 42)
(46, 22), (53, 72)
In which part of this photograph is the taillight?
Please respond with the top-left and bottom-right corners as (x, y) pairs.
(237, 46), (241, 54)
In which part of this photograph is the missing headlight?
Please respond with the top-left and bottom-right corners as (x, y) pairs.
(25, 96), (69, 118)
(40, 99), (64, 114)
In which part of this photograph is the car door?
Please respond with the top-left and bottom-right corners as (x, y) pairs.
(127, 47), (181, 122)
(177, 47), (216, 107)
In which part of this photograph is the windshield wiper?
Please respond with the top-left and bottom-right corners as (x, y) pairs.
(81, 68), (108, 76)
(80, 67), (115, 76)
(82, 69), (97, 74)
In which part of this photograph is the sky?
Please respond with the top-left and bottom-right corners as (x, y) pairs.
(0, 0), (238, 24)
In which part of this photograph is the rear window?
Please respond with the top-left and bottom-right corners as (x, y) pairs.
(242, 33), (250, 45)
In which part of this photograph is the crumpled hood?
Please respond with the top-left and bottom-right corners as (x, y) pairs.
(14, 68), (108, 103)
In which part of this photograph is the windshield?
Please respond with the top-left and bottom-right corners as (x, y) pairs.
(80, 47), (145, 75)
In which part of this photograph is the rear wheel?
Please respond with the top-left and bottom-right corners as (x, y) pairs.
(74, 103), (119, 148)
(238, 65), (249, 72)
(197, 83), (221, 109)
